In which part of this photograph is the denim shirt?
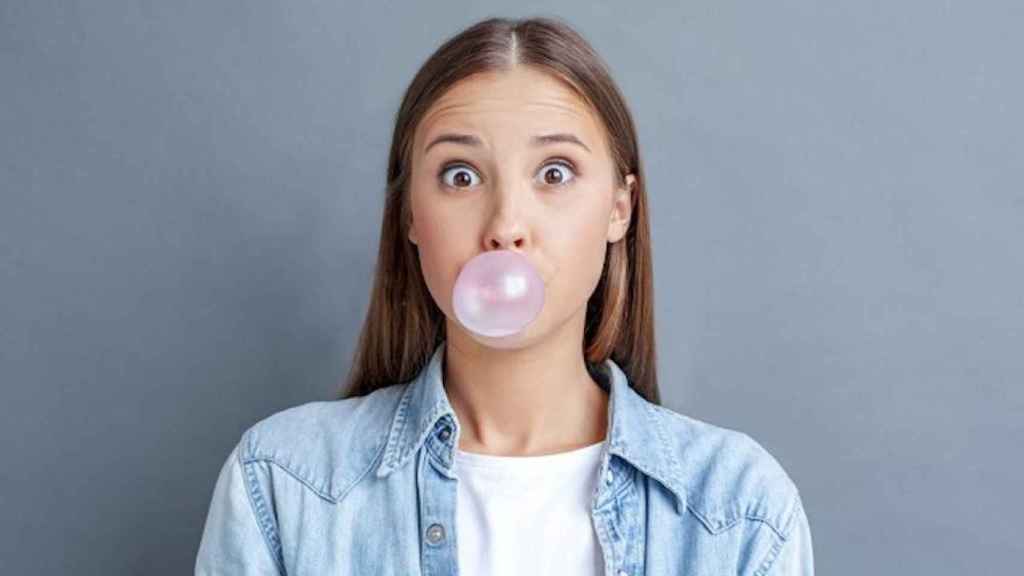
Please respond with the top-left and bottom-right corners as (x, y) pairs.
(196, 341), (813, 575)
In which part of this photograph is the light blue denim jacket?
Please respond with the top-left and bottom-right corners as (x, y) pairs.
(196, 341), (813, 575)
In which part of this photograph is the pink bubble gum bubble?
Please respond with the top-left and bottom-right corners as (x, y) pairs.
(452, 250), (545, 338)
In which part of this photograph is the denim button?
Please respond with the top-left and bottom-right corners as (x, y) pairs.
(605, 470), (614, 484)
(426, 523), (446, 544)
(438, 427), (451, 442)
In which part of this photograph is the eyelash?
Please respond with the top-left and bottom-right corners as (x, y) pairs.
(437, 157), (579, 190)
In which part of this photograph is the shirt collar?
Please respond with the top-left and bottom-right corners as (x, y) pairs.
(373, 340), (687, 513)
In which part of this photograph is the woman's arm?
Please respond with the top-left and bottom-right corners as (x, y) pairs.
(195, 439), (284, 575)
(768, 498), (814, 575)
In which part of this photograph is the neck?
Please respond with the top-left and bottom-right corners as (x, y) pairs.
(442, 311), (609, 457)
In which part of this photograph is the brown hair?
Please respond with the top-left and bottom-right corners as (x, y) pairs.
(338, 16), (660, 405)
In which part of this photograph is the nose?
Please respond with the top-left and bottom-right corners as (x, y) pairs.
(483, 179), (528, 252)
(486, 227), (526, 251)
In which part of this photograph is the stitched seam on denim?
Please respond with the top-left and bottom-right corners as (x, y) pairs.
(382, 384), (413, 470)
(360, 435), (392, 484)
(591, 508), (618, 572)
(243, 427), (389, 503)
(610, 466), (635, 501)
(752, 531), (785, 576)
(638, 401), (688, 508)
(242, 394), (401, 500)
(781, 492), (804, 540)
(744, 485), (801, 540)
(647, 404), (687, 512)
(685, 502), (739, 534)
(743, 514), (787, 540)
(648, 403), (681, 478)
(344, 434), (391, 498)
(240, 455), (286, 575)
(332, 437), (389, 503)
(686, 501), (784, 537)
(594, 465), (635, 513)
(241, 435), (334, 499)
(409, 399), (458, 475)
(241, 456), (338, 503)
(424, 433), (446, 464)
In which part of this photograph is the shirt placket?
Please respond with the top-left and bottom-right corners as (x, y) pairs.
(592, 457), (647, 576)
(417, 418), (460, 576)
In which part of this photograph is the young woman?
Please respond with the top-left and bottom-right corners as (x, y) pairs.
(196, 16), (813, 576)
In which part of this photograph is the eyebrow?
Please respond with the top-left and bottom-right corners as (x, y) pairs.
(423, 132), (592, 155)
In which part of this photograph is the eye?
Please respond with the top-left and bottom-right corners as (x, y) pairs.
(536, 159), (577, 187)
(439, 163), (482, 189)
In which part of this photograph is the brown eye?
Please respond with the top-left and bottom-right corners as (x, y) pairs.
(440, 165), (481, 188)
(536, 160), (576, 187)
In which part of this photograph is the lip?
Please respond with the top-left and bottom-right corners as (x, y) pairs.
(476, 249), (556, 285)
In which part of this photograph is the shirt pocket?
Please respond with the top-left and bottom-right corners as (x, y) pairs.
(685, 501), (743, 535)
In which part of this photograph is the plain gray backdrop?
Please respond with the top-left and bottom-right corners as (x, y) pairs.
(2, 1), (1021, 574)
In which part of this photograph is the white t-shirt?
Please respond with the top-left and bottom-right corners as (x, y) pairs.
(454, 440), (607, 576)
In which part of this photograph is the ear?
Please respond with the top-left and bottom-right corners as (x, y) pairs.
(408, 217), (418, 245)
(607, 173), (636, 243)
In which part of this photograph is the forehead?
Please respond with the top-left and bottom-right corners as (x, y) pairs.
(415, 67), (605, 148)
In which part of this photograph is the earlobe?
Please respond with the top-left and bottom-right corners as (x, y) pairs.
(407, 215), (418, 245)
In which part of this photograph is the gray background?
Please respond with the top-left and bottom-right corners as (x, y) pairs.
(2, 1), (1021, 574)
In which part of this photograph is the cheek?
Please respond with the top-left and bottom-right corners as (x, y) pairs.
(410, 203), (468, 314)
(413, 229), (452, 310)
(549, 208), (611, 303)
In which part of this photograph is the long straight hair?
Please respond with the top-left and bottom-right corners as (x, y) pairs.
(338, 16), (660, 405)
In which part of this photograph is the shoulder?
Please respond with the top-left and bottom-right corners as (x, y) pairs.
(235, 383), (407, 502)
(649, 402), (805, 540)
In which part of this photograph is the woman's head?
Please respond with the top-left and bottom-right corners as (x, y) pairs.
(409, 64), (634, 350)
(341, 16), (659, 404)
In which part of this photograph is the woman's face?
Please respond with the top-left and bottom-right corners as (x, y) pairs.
(407, 66), (635, 349)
